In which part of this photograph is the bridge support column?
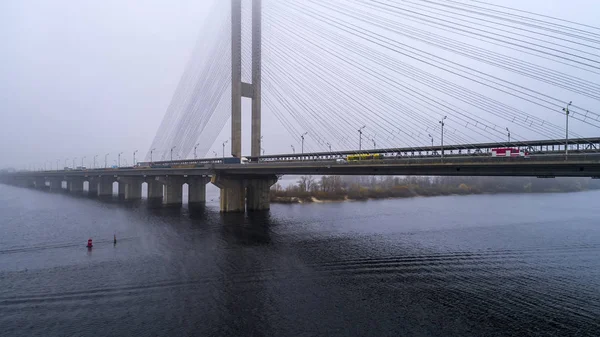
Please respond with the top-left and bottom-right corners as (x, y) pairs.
(87, 179), (98, 196)
(97, 177), (114, 197)
(147, 180), (163, 202)
(49, 178), (63, 191)
(119, 178), (143, 200)
(188, 176), (210, 206)
(212, 174), (277, 213)
(67, 178), (84, 193)
(34, 177), (46, 189)
(160, 177), (184, 207)
(246, 175), (277, 211)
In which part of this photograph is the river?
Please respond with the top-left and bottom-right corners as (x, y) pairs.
(1, 184), (599, 336)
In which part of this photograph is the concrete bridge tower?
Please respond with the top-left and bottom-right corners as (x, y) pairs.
(231, 0), (261, 158)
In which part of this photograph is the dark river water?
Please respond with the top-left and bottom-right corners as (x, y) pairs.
(1, 184), (599, 337)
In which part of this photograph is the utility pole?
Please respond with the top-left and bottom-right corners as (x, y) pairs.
(222, 140), (228, 159)
(133, 150), (138, 166)
(104, 153), (109, 168)
(358, 125), (366, 151)
(563, 101), (572, 160)
(301, 132), (308, 154)
(170, 146), (176, 161)
(150, 148), (156, 163)
(194, 143), (199, 159)
(439, 116), (447, 158)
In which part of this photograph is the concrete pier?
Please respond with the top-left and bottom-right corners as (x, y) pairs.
(147, 180), (163, 203)
(49, 178), (63, 191)
(161, 177), (184, 207)
(188, 177), (210, 206)
(246, 175), (277, 211)
(119, 178), (143, 200)
(67, 178), (84, 193)
(87, 179), (98, 196)
(34, 177), (46, 189)
(212, 174), (277, 213)
(97, 177), (114, 197)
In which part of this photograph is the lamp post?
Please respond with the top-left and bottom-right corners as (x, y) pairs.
(118, 152), (123, 167)
(439, 116), (447, 158)
(326, 142), (332, 152)
(170, 146), (176, 161)
(133, 150), (138, 166)
(563, 101), (572, 160)
(150, 148), (156, 163)
(64, 158), (69, 169)
(372, 138), (376, 150)
(506, 127), (511, 143)
(261, 147), (265, 156)
(194, 143), (199, 159)
(291, 145), (295, 154)
(56, 159), (60, 171)
(104, 153), (109, 168)
(301, 132), (308, 154)
(81, 156), (86, 168)
(72, 157), (77, 169)
(358, 125), (366, 151)
(222, 140), (228, 159)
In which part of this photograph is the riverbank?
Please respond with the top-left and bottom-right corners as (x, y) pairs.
(270, 176), (600, 204)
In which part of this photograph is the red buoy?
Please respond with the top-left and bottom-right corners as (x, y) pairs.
(87, 238), (93, 248)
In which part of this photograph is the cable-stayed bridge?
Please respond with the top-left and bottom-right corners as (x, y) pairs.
(3, 0), (600, 212)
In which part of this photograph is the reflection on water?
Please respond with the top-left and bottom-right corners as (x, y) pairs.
(0, 184), (599, 336)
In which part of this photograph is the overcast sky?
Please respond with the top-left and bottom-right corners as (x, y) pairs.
(1, 0), (598, 169)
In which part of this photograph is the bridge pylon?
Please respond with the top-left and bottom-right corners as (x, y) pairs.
(231, 0), (262, 158)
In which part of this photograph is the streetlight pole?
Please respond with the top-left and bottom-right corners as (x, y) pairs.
(326, 142), (332, 152)
(64, 158), (69, 169)
(93, 155), (98, 169)
(506, 128), (511, 143)
(118, 152), (123, 167)
(372, 137), (376, 150)
(291, 145), (295, 154)
(222, 141), (228, 159)
(150, 148), (156, 163)
(170, 146), (176, 161)
(133, 150), (138, 166)
(56, 159), (60, 171)
(439, 116), (447, 158)
(72, 157), (77, 169)
(104, 153), (109, 168)
(261, 147), (265, 156)
(563, 101), (572, 160)
(81, 156), (86, 168)
(194, 143), (199, 159)
(301, 132), (308, 154)
(358, 125), (366, 151)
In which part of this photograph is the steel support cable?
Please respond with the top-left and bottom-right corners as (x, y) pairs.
(335, 0), (600, 100)
(196, 94), (232, 158)
(152, 24), (231, 156)
(265, 21), (476, 149)
(264, 32), (426, 151)
(461, 0), (600, 34)
(351, 0), (600, 71)
(369, 0), (600, 62)
(274, 5), (579, 144)
(265, 24), (442, 152)
(391, 0), (600, 49)
(269, 5), (535, 145)
(413, 0), (600, 41)
(293, 2), (600, 128)
(267, 13), (503, 150)
(265, 49), (420, 152)
(262, 75), (326, 153)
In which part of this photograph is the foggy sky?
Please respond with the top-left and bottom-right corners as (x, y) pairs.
(1, 0), (598, 169)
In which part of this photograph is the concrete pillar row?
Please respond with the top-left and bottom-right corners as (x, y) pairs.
(246, 175), (278, 212)
(118, 177), (143, 200)
(161, 177), (185, 207)
(147, 179), (163, 202)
